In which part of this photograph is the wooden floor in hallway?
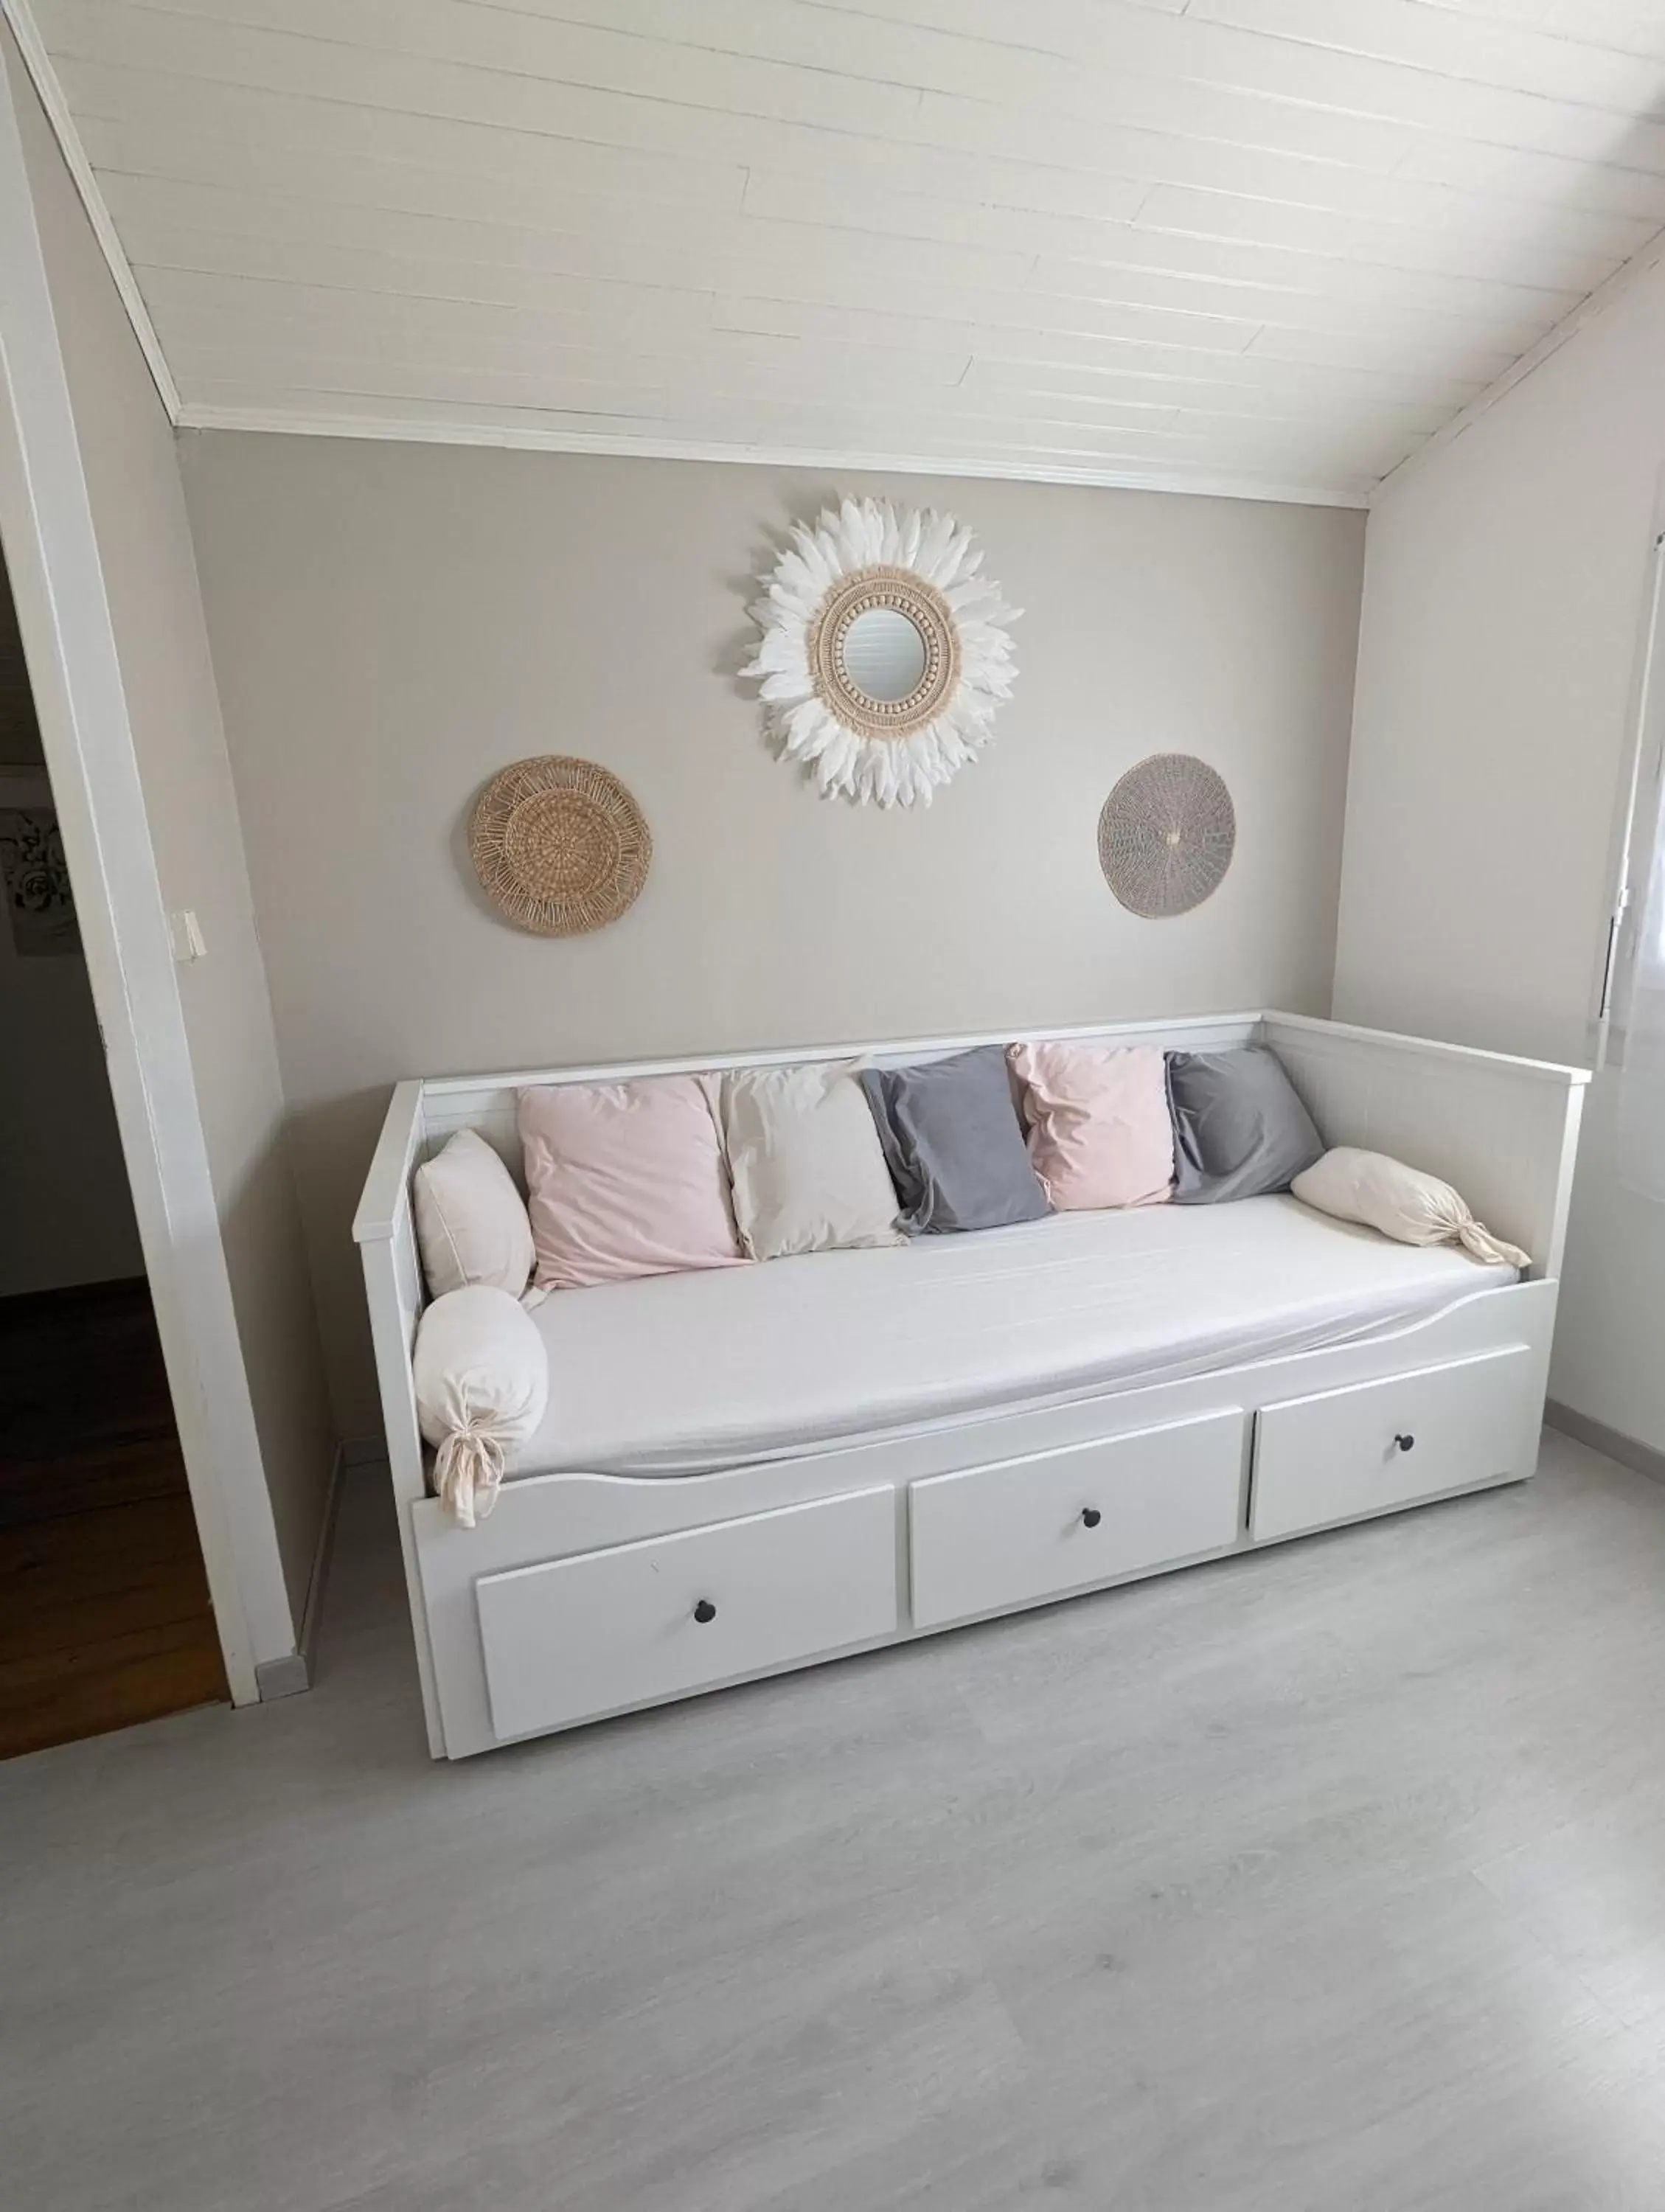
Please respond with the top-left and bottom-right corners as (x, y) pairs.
(0, 1277), (227, 1756)
(6, 1428), (1665, 2208)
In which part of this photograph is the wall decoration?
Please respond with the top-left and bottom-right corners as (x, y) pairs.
(743, 495), (1019, 808)
(1098, 754), (1236, 919)
(0, 768), (80, 961)
(469, 756), (652, 936)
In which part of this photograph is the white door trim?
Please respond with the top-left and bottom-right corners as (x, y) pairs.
(0, 39), (295, 1701)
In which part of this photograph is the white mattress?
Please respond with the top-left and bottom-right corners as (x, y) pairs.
(516, 1196), (1517, 1480)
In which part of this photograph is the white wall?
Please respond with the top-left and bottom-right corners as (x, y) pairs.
(1334, 251), (1665, 1452)
(179, 434), (1366, 1433)
(0, 552), (142, 1295)
(7, 25), (337, 1624)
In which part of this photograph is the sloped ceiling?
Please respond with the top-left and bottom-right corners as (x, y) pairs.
(15, 0), (1665, 504)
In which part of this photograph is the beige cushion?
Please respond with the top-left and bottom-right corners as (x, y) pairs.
(413, 1127), (535, 1298)
(721, 1062), (902, 1260)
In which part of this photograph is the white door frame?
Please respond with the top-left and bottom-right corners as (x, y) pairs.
(0, 43), (296, 1703)
(1591, 484), (1665, 1071)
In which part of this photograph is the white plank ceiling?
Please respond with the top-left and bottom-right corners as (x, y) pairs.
(18, 0), (1665, 503)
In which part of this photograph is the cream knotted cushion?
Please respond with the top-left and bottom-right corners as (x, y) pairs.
(414, 1285), (549, 1528)
(1292, 1147), (1530, 1270)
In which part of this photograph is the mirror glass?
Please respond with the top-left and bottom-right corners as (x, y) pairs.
(839, 606), (928, 702)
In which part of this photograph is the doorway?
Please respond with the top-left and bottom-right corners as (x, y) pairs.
(0, 549), (226, 1755)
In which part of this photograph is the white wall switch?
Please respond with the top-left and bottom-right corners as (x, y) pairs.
(169, 908), (207, 962)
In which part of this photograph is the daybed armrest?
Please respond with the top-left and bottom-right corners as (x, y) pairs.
(353, 1078), (426, 1248)
(354, 1079), (429, 1510)
(352, 1079), (444, 1752)
(1262, 1014), (1589, 1281)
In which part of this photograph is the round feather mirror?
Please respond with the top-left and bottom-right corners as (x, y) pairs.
(741, 495), (1019, 809)
(1098, 754), (1235, 919)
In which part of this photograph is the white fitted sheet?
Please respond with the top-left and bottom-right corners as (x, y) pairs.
(515, 1196), (1518, 1479)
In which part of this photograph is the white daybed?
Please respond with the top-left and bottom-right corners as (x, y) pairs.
(355, 1012), (1588, 1761)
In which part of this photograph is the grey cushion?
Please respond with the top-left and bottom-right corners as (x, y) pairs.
(1166, 1046), (1324, 1205)
(861, 1046), (1049, 1234)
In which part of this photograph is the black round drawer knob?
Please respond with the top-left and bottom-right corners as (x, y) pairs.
(692, 1599), (717, 1624)
(1081, 1506), (1102, 1528)
(1394, 1433), (1416, 1453)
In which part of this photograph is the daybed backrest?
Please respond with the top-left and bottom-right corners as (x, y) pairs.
(413, 1013), (1262, 1193)
(391, 1009), (1585, 1276)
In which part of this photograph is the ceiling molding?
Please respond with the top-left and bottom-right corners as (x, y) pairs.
(172, 402), (1372, 509)
(0, 0), (178, 422)
(1372, 223), (1665, 506)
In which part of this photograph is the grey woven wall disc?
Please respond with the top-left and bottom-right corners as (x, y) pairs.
(1098, 754), (1235, 919)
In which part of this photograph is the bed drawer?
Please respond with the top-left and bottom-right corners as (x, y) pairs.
(476, 1486), (897, 1741)
(1250, 1346), (1539, 1545)
(907, 1410), (1245, 1632)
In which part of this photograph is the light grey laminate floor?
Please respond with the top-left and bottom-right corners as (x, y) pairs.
(7, 1430), (1665, 2211)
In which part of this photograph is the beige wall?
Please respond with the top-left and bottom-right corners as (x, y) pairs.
(0, 552), (142, 1295)
(180, 433), (1366, 1432)
(1332, 311), (1665, 1071)
(1333, 251), (1665, 1453)
(10, 37), (336, 1615)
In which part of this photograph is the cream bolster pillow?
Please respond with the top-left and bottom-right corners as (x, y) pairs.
(413, 1286), (549, 1528)
(412, 1127), (535, 1300)
(1291, 1147), (1531, 1270)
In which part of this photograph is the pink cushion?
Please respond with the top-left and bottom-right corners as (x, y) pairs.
(1008, 1041), (1174, 1211)
(518, 1075), (745, 1290)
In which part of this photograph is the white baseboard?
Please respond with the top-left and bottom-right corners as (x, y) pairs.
(254, 1440), (350, 1700)
(1545, 1399), (1665, 1485)
(252, 1652), (309, 1700)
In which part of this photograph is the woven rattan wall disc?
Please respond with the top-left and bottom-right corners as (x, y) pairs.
(469, 756), (651, 936)
(1097, 754), (1235, 919)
